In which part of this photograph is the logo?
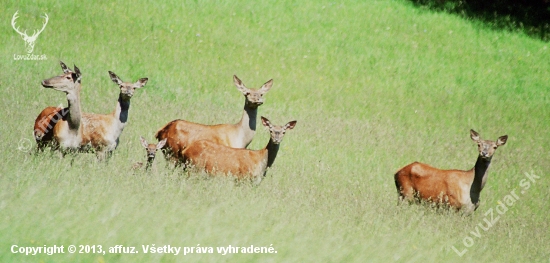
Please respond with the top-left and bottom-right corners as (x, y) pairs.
(11, 11), (48, 60)
(17, 138), (33, 153)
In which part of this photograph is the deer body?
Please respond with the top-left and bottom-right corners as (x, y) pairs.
(39, 62), (83, 152)
(394, 130), (508, 214)
(34, 106), (63, 150)
(155, 75), (272, 165)
(80, 98), (129, 153)
(182, 117), (296, 184)
(78, 71), (148, 158)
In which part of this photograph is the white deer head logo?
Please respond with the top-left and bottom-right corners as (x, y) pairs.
(11, 11), (49, 54)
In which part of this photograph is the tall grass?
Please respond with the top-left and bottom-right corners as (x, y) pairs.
(0, 0), (548, 262)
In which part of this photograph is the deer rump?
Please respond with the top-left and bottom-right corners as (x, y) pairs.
(34, 106), (63, 147)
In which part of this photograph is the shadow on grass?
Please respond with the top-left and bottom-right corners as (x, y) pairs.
(409, 0), (550, 41)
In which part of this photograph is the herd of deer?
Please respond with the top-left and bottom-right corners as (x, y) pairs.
(32, 61), (508, 215)
(33, 61), (296, 184)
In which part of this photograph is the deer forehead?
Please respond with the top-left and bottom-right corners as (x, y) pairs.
(44, 73), (75, 85)
(478, 139), (497, 146)
(270, 126), (286, 134)
(119, 83), (136, 90)
(146, 144), (159, 151)
(64, 73), (77, 82)
(246, 88), (266, 96)
(476, 140), (499, 152)
(53, 71), (74, 78)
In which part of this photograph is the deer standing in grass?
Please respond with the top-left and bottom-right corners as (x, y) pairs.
(78, 71), (148, 159)
(181, 117), (296, 185)
(35, 67), (148, 159)
(155, 75), (273, 165)
(38, 61), (83, 153)
(394, 130), (508, 214)
(133, 137), (167, 170)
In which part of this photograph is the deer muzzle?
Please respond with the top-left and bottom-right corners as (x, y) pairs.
(41, 80), (52, 88)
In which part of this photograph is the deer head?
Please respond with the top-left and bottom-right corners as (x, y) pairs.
(234, 75), (273, 108)
(261, 117), (297, 144)
(11, 11), (49, 53)
(140, 137), (166, 159)
(41, 61), (82, 94)
(109, 71), (148, 101)
(470, 129), (508, 160)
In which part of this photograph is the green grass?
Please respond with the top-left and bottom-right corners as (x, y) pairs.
(1, 0), (549, 262)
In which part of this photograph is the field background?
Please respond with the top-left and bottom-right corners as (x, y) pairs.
(0, 0), (549, 262)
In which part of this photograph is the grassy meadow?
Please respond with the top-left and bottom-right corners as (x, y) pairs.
(1, 0), (549, 262)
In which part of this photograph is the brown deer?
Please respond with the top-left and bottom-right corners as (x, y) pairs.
(34, 105), (63, 151)
(79, 71), (148, 159)
(133, 137), (167, 170)
(35, 67), (148, 159)
(394, 130), (508, 214)
(38, 61), (83, 153)
(155, 75), (273, 165)
(181, 116), (296, 185)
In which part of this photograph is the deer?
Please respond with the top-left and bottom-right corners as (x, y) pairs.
(11, 11), (49, 53)
(35, 67), (148, 159)
(181, 116), (296, 185)
(38, 61), (83, 153)
(394, 129), (508, 215)
(155, 75), (273, 166)
(78, 71), (148, 159)
(133, 137), (167, 170)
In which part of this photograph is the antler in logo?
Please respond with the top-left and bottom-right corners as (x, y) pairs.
(11, 11), (49, 54)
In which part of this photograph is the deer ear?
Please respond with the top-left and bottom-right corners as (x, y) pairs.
(134, 78), (148, 88)
(285, 120), (297, 130)
(156, 138), (167, 149)
(72, 65), (82, 82)
(140, 136), (148, 148)
(470, 129), (480, 142)
(261, 116), (271, 128)
(259, 79), (273, 93)
(109, 71), (123, 85)
(234, 75), (249, 94)
(73, 65), (81, 75)
(60, 61), (70, 73)
(497, 135), (508, 146)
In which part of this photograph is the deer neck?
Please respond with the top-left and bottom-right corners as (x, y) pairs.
(469, 156), (492, 206)
(265, 138), (280, 168)
(113, 95), (131, 127)
(145, 157), (154, 170)
(236, 101), (258, 147)
(65, 87), (82, 132)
